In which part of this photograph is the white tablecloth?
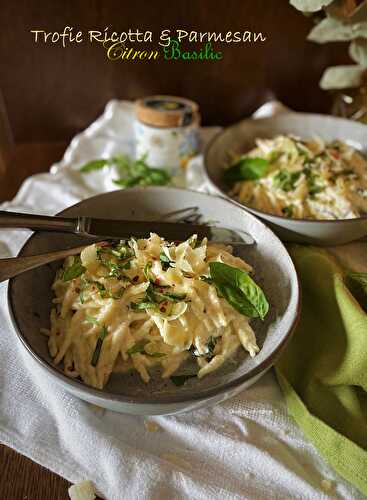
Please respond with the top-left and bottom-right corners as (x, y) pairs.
(0, 100), (362, 500)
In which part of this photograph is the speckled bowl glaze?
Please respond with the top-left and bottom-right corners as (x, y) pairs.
(8, 187), (300, 415)
(204, 113), (367, 245)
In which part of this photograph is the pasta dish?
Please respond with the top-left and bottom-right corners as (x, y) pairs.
(225, 135), (367, 220)
(45, 234), (269, 389)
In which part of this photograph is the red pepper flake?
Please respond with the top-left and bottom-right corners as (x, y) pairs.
(133, 275), (139, 282)
(155, 278), (160, 285)
(160, 306), (166, 312)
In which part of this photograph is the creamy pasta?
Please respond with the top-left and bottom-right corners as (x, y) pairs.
(228, 135), (367, 220)
(45, 234), (268, 389)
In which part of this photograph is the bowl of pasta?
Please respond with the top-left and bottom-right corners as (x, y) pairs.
(204, 112), (367, 245)
(8, 187), (299, 415)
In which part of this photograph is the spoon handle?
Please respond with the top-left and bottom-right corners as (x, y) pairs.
(0, 245), (87, 282)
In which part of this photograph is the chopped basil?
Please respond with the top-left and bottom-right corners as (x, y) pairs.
(273, 170), (301, 192)
(130, 283), (186, 311)
(130, 299), (157, 310)
(303, 167), (324, 197)
(144, 261), (153, 282)
(79, 276), (91, 304)
(190, 336), (219, 359)
(209, 262), (269, 320)
(96, 246), (133, 280)
(224, 157), (269, 184)
(62, 258), (86, 282)
(80, 159), (111, 173)
(95, 281), (124, 300)
(126, 339), (165, 358)
(159, 291), (187, 301)
(91, 326), (108, 366)
(160, 250), (172, 271)
(170, 374), (197, 386)
(85, 314), (99, 326)
(147, 283), (186, 303)
(206, 336), (218, 357)
(127, 339), (149, 355)
(282, 205), (294, 218)
(187, 235), (198, 248)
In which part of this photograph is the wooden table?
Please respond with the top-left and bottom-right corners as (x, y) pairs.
(0, 142), (72, 499)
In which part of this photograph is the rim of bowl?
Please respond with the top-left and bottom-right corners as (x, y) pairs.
(204, 112), (367, 225)
(7, 186), (301, 406)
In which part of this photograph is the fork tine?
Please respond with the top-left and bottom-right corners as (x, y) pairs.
(161, 207), (200, 222)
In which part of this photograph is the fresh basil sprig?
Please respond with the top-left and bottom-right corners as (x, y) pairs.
(80, 153), (171, 188)
(208, 262), (269, 320)
(224, 157), (269, 184)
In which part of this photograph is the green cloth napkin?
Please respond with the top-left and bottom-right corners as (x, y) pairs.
(275, 245), (367, 495)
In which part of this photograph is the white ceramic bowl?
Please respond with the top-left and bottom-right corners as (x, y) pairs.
(204, 113), (367, 245)
(8, 187), (300, 415)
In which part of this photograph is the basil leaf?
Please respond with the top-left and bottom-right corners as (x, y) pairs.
(91, 326), (108, 366)
(224, 157), (269, 184)
(80, 159), (111, 173)
(127, 339), (149, 355)
(209, 262), (269, 320)
(170, 374), (197, 386)
(63, 258), (86, 282)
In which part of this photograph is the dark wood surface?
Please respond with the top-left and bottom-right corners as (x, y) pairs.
(0, 142), (71, 498)
(0, 142), (67, 202)
(1, 444), (71, 500)
(0, 0), (348, 143)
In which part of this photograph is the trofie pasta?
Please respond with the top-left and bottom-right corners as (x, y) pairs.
(45, 234), (269, 389)
(226, 135), (367, 220)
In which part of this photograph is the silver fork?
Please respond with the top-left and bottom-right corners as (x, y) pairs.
(0, 207), (254, 283)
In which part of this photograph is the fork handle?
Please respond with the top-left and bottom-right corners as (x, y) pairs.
(0, 211), (78, 233)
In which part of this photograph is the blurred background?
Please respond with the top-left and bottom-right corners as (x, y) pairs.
(0, 0), (348, 199)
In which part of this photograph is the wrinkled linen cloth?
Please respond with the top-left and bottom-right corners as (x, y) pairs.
(0, 100), (363, 499)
